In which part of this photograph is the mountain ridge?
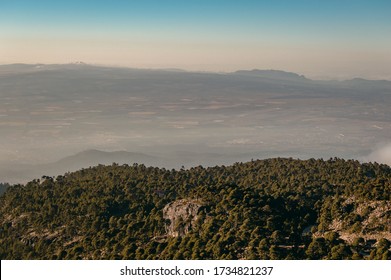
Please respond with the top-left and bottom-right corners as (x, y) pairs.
(1, 63), (390, 82)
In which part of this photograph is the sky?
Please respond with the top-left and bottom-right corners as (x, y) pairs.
(1, 0), (391, 79)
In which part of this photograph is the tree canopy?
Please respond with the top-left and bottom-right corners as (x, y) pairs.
(0, 158), (390, 259)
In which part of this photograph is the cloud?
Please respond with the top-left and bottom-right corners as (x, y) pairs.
(364, 143), (391, 165)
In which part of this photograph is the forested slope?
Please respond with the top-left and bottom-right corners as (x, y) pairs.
(1, 158), (390, 259)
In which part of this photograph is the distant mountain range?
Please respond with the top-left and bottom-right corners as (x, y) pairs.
(1, 63), (390, 82)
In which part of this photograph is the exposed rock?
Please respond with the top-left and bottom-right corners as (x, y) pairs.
(162, 199), (203, 237)
(316, 197), (391, 244)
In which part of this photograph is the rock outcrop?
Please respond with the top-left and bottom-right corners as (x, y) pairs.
(162, 199), (202, 237)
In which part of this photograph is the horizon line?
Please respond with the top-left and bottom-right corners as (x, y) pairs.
(1, 62), (391, 82)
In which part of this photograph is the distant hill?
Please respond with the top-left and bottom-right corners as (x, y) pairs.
(233, 69), (308, 81)
(0, 150), (162, 184)
(53, 149), (160, 170)
(0, 149), (258, 184)
(341, 78), (391, 89)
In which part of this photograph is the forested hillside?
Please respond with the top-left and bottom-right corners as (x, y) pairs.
(1, 158), (390, 260)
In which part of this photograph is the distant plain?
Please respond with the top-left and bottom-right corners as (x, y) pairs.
(1, 64), (390, 183)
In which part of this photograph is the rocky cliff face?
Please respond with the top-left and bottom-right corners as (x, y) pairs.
(162, 199), (202, 237)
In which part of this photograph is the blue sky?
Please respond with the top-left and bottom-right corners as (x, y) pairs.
(1, 0), (390, 78)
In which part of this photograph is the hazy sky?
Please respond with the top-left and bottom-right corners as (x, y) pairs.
(1, 0), (391, 79)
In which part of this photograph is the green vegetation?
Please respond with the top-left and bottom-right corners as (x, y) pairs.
(0, 158), (390, 259)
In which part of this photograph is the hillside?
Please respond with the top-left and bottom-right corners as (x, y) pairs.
(0, 158), (390, 260)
